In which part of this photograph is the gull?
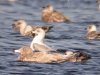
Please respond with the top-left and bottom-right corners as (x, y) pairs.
(30, 27), (53, 52)
(65, 51), (91, 62)
(86, 24), (100, 40)
(14, 46), (91, 63)
(12, 19), (53, 37)
(14, 46), (67, 63)
(42, 4), (71, 22)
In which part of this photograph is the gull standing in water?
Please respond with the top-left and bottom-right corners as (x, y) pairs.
(30, 28), (53, 52)
(12, 19), (53, 37)
(42, 4), (71, 22)
(86, 24), (100, 40)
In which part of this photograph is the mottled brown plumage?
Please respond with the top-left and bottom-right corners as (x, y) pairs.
(65, 51), (91, 63)
(14, 46), (66, 63)
(42, 4), (71, 22)
(14, 46), (91, 63)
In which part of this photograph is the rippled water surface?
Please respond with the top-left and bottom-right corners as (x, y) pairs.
(0, 0), (100, 75)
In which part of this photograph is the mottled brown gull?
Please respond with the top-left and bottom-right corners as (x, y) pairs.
(14, 46), (91, 63)
(42, 4), (71, 22)
(14, 46), (66, 63)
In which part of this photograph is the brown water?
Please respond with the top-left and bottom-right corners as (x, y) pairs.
(0, 0), (100, 75)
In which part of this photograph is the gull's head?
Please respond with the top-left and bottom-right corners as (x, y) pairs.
(87, 24), (96, 32)
(41, 26), (53, 33)
(42, 4), (53, 13)
(12, 19), (27, 31)
(32, 28), (45, 37)
(14, 46), (33, 55)
(65, 51), (74, 57)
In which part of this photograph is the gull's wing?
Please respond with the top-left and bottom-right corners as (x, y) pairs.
(87, 31), (97, 39)
(33, 43), (53, 52)
(51, 11), (70, 22)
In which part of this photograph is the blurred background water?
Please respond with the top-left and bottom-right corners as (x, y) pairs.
(0, 0), (100, 75)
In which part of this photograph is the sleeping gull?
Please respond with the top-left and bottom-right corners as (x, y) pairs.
(42, 4), (71, 22)
(65, 51), (91, 62)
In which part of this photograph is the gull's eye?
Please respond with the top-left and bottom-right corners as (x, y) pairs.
(88, 26), (92, 29)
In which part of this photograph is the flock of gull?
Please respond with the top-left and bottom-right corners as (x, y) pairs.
(12, 4), (100, 64)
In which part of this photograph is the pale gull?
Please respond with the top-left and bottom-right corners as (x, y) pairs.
(86, 24), (100, 40)
(30, 27), (53, 52)
(12, 19), (53, 37)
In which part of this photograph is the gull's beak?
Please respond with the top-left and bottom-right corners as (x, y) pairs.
(13, 19), (18, 22)
(14, 49), (20, 53)
(42, 6), (45, 8)
(84, 28), (87, 30)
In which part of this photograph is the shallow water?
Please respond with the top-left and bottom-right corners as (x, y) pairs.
(0, 0), (100, 75)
